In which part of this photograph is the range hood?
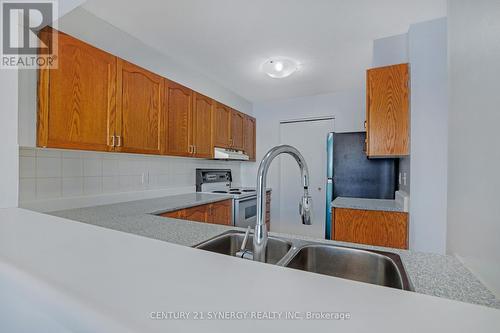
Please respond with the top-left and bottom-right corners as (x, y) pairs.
(214, 147), (249, 161)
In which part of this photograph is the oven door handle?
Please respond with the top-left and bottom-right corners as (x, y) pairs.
(237, 197), (257, 204)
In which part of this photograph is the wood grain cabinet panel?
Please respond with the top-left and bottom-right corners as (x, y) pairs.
(192, 92), (214, 158)
(207, 199), (233, 225)
(116, 59), (164, 155)
(333, 208), (408, 249)
(184, 204), (209, 223)
(164, 80), (193, 156)
(159, 200), (233, 226)
(366, 63), (410, 157)
(213, 102), (232, 148)
(38, 29), (116, 151)
(230, 110), (245, 150)
(243, 115), (256, 161)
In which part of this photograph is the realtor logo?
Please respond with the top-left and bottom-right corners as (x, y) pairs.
(1, 0), (58, 68)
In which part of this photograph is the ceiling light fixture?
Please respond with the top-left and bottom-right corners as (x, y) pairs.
(261, 57), (300, 79)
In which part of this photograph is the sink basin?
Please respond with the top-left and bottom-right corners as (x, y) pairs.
(283, 244), (412, 290)
(195, 231), (293, 265)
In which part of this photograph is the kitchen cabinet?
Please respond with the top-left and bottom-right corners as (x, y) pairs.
(230, 110), (245, 150)
(243, 115), (256, 161)
(213, 102), (232, 148)
(37, 28), (256, 161)
(207, 199), (232, 225)
(366, 63), (410, 157)
(37, 29), (117, 151)
(165, 80), (193, 157)
(159, 199), (233, 225)
(192, 92), (214, 158)
(116, 59), (165, 155)
(332, 207), (408, 249)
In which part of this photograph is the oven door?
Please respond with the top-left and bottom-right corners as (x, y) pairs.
(234, 197), (257, 228)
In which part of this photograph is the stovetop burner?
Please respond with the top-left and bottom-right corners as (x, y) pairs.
(230, 191), (242, 194)
(242, 189), (255, 192)
(212, 190), (228, 194)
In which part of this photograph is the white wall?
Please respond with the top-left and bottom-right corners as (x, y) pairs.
(372, 34), (411, 194)
(19, 147), (242, 212)
(0, 70), (19, 208)
(372, 21), (448, 254)
(19, 7), (252, 146)
(241, 89), (365, 226)
(447, 0), (500, 296)
(408, 18), (448, 254)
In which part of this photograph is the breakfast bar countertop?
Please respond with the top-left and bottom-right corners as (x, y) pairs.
(49, 193), (500, 309)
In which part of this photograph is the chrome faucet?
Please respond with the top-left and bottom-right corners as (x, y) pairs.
(253, 145), (312, 262)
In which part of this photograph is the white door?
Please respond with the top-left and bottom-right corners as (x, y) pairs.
(279, 118), (334, 238)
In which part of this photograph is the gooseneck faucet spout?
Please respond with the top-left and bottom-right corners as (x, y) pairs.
(253, 145), (312, 262)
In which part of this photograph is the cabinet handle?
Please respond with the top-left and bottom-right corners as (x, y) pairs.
(110, 135), (116, 147)
(364, 120), (367, 129)
(116, 135), (122, 147)
(193, 146), (196, 155)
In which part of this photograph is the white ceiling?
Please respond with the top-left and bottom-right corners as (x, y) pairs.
(82, 0), (446, 102)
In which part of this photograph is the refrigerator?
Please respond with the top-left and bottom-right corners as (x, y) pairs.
(324, 132), (397, 239)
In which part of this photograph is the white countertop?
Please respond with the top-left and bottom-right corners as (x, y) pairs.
(1, 207), (499, 332)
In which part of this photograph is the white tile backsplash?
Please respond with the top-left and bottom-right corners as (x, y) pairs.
(62, 177), (83, 197)
(62, 158), (83, 177)
(19, 156), (36, 178)
(83, 176), (102, 195)
(36, 157), (62, 178)
(19, 147), (243, 203)
(83, 159), (102, 177)
(19, 178), (36, 201)
(36, 178), (62, 199)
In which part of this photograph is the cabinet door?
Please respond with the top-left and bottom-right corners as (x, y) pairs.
(165, 80), (193, 156)
(160, 210), (186, 219)
(213, 102), (231, 148)
(334, 208), (408, 249)
(366, 63), (409, 157)
(243, 115), (256, 161)
(231, 110), (245, 150)
(184, 204), (209, 223)
(192, 92), (214, 158)
(208, 200), (233, 225)
(116, 59), (164, 155)
(38, 29), (116, 151)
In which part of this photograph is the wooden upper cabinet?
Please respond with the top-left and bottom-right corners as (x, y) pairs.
(366, 63), (410, 157)
(192, 92), (214, 158)
(37, 29), (116, 151)
(165, 80), (193, 157)
(243, 115), (256, 161)
(230, 110), (245, 150)
(213, 102), (232, 148)
(116, 59), (164, 155)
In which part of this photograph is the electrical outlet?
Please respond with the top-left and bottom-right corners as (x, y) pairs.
(402, 172), (407, 186)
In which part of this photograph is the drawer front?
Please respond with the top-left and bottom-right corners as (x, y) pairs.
(334, 208), (408, 249)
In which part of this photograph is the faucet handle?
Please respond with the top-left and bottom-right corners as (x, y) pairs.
(240, 226), (251, 251)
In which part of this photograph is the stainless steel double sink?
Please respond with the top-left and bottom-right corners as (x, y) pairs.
(194, 230), (413, 291)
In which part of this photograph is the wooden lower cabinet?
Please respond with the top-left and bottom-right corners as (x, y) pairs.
(333, 208), (408, 249)
(159, 199), (232, 226)
(207, 199), (232, 225)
